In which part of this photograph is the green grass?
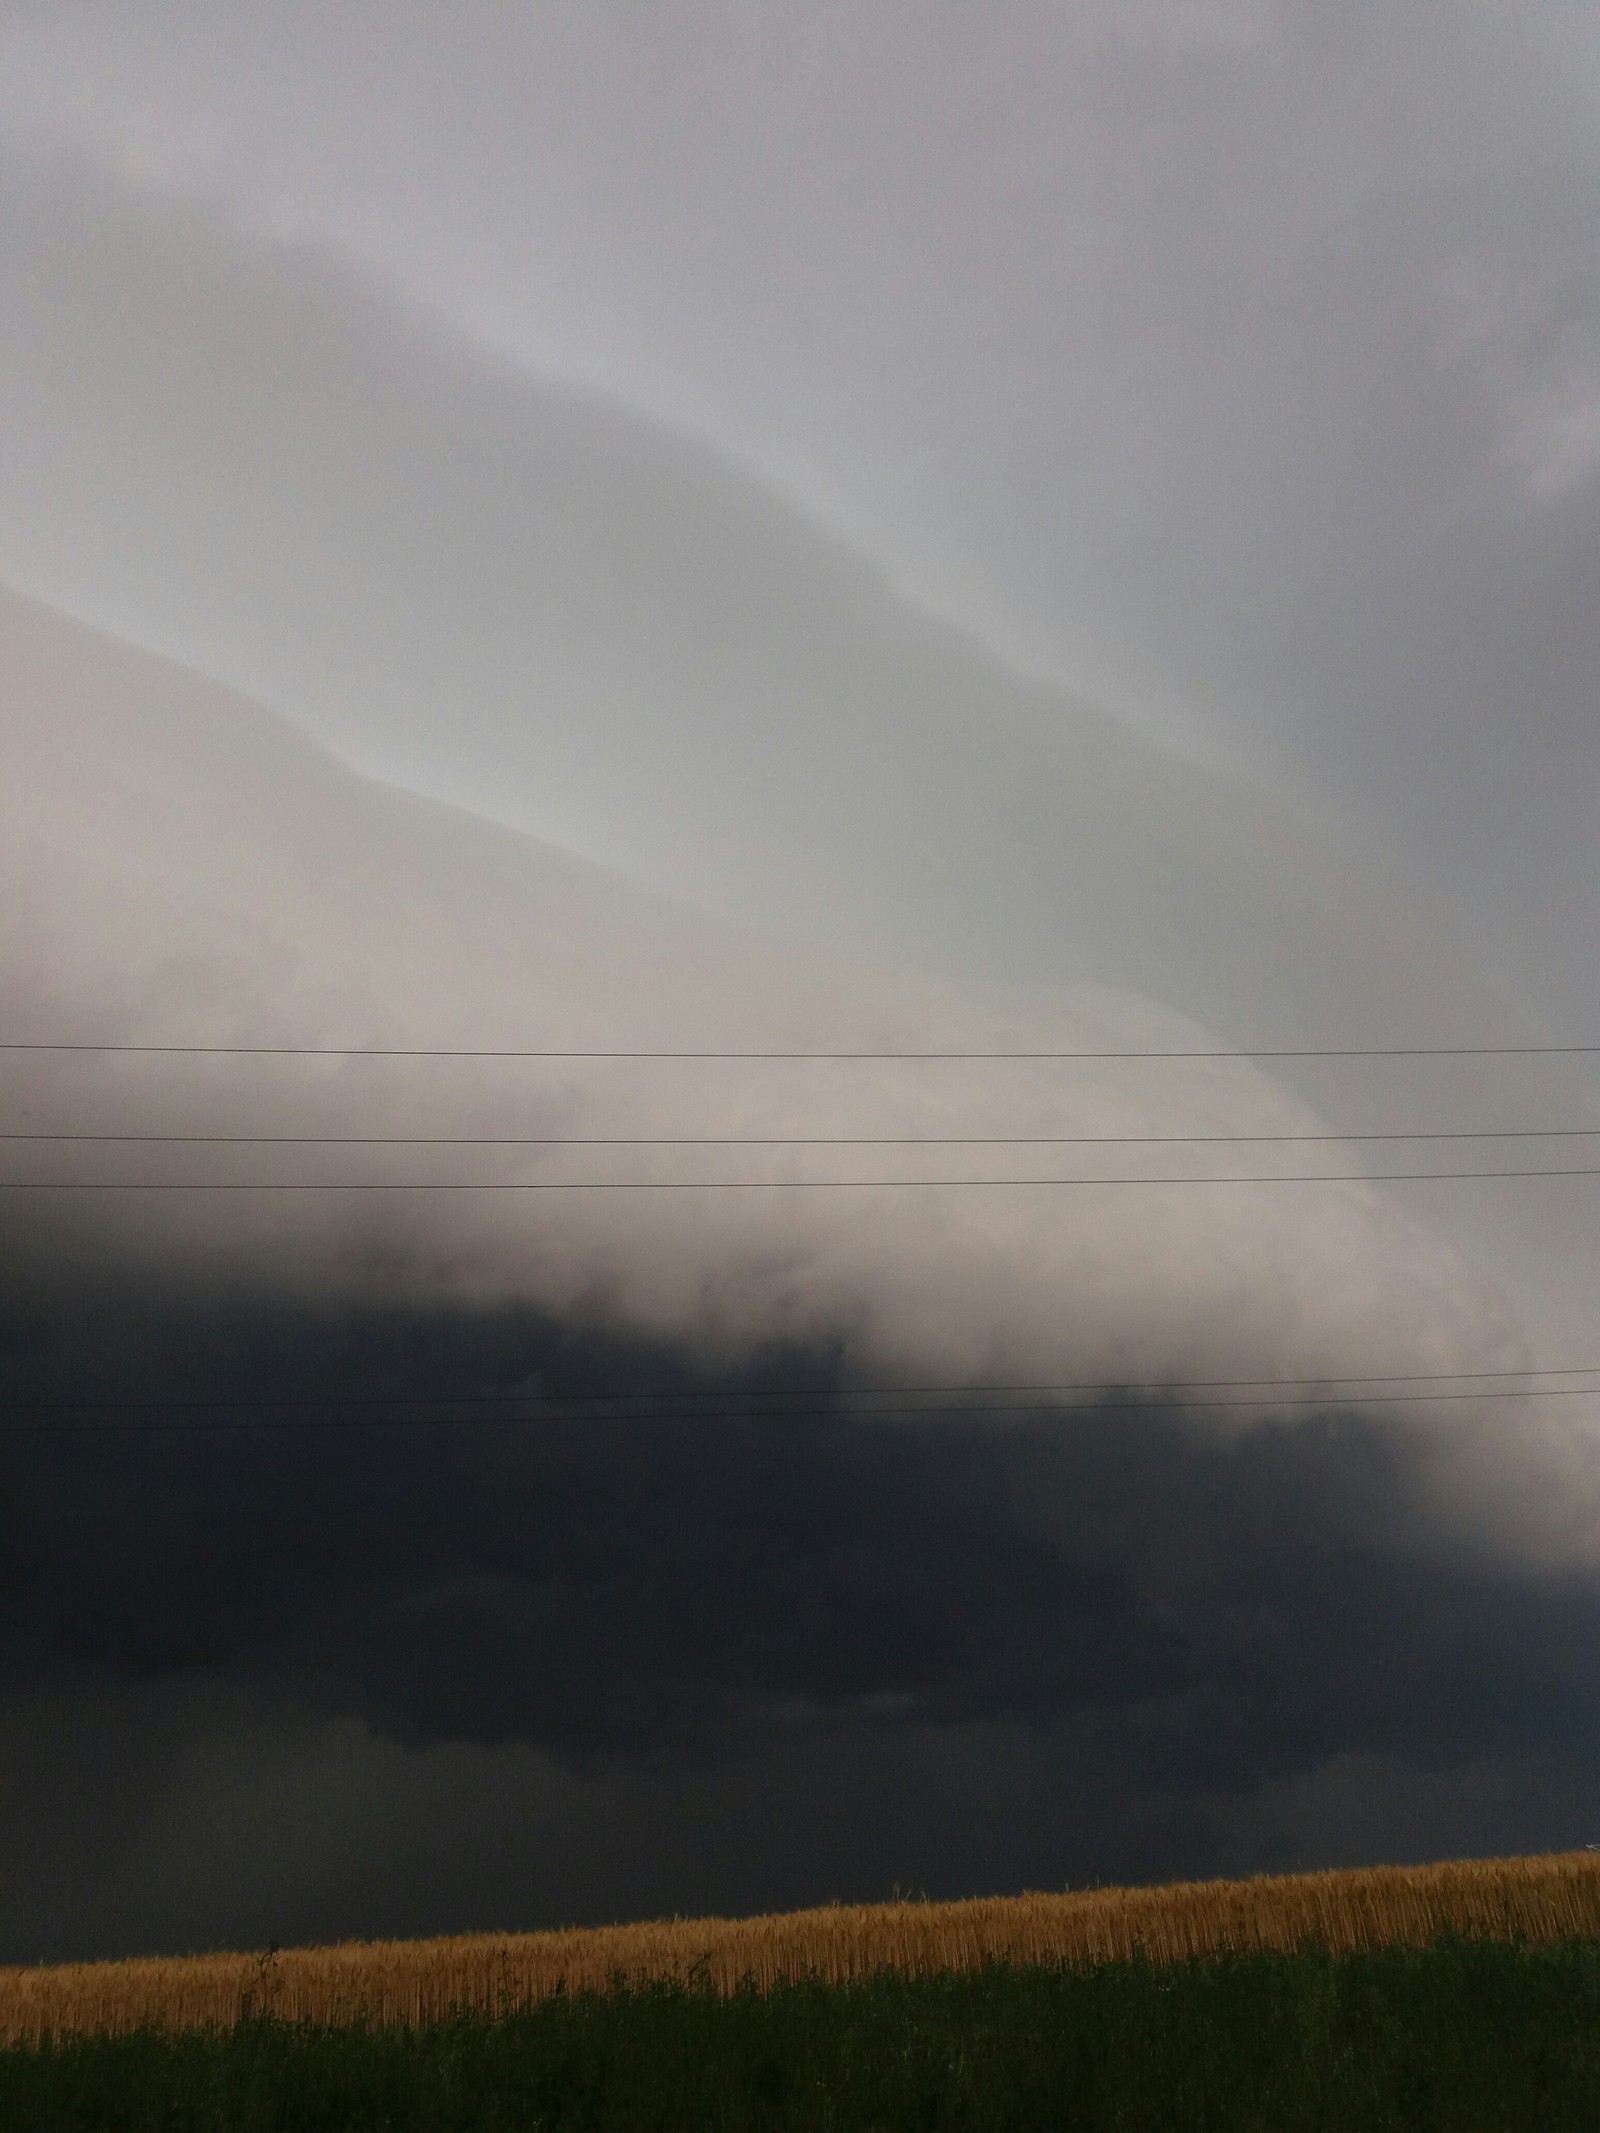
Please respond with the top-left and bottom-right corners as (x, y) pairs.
(6, 1937), (1600, 2130)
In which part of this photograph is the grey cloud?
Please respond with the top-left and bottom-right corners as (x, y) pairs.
(2, 172), (1594, 1379)
(1, 13), (1598, 1959)
(2, 575), (1596, 1961)
(1, 3), (1595, 1022)
(0, 582), (1537, 1443)
(0, 156), (1556, 1059)
(4, 1679), (1592, 1971)
(5, 1283), (1600, 1962)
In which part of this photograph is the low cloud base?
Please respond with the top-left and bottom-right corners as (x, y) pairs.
(3, 1286), (1598, 1962)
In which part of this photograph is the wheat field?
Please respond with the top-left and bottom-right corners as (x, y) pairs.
(5, 1851), (1600, 2043)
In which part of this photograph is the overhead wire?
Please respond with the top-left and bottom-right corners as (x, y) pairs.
(5, 1041), (1600, 1061)
(3, 1128), (1598, 1146)
(5, 1041), (1595, 1424)
(12, 1359), (1598, 1406)
(4, 1361), (1600, 1435)
(4, 1381), (1600, 1434)
(4, 1169), (1600, 1188)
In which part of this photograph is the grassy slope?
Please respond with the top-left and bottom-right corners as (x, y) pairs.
(9, 1852), (1600, 2041)
(7, 1942), (1600, 2131)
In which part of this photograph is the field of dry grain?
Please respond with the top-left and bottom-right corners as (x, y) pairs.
(6, 1851), (1600, 2043)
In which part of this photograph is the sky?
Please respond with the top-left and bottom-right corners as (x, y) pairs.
(2, 0), (1598, 1022)
(1, 1), (1599, 1963)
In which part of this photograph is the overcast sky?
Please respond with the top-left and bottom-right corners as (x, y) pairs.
(2, 0), (1598, 1027)
(3, 1), (1600, 1962)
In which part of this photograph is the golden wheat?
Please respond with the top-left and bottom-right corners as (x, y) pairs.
(5, 1851), (1600, 2043)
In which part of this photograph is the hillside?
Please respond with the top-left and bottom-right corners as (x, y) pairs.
(7, 1852), (1600, 2041)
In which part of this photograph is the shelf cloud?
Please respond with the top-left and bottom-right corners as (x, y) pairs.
(4, 584), (1600, 1958)
(0, 13), (1596, 1952)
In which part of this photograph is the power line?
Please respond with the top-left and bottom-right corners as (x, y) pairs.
(5, 1042), (1599, 1061)
(4, 1168), (1599, 1189)
(12, 1361), (1594, 1404)
(10, 1359), (1595, 1410)
(3, 1383), (1597, 1435)
(5, 1129), (1598, 1147)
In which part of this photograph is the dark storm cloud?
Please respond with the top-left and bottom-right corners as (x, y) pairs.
(5, 1287), (1599, 1800)
(5, 563), (1587, 1961)
(1, 7), (1597, 1960)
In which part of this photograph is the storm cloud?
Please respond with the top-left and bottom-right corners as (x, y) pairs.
(1, 3), (1597, 1965)
(3, 586), (1600, 1959)
(2, 2), (1597, 1024)
(4, 1281), (1600, 1965)
(5, 1299), (1595, 1777)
